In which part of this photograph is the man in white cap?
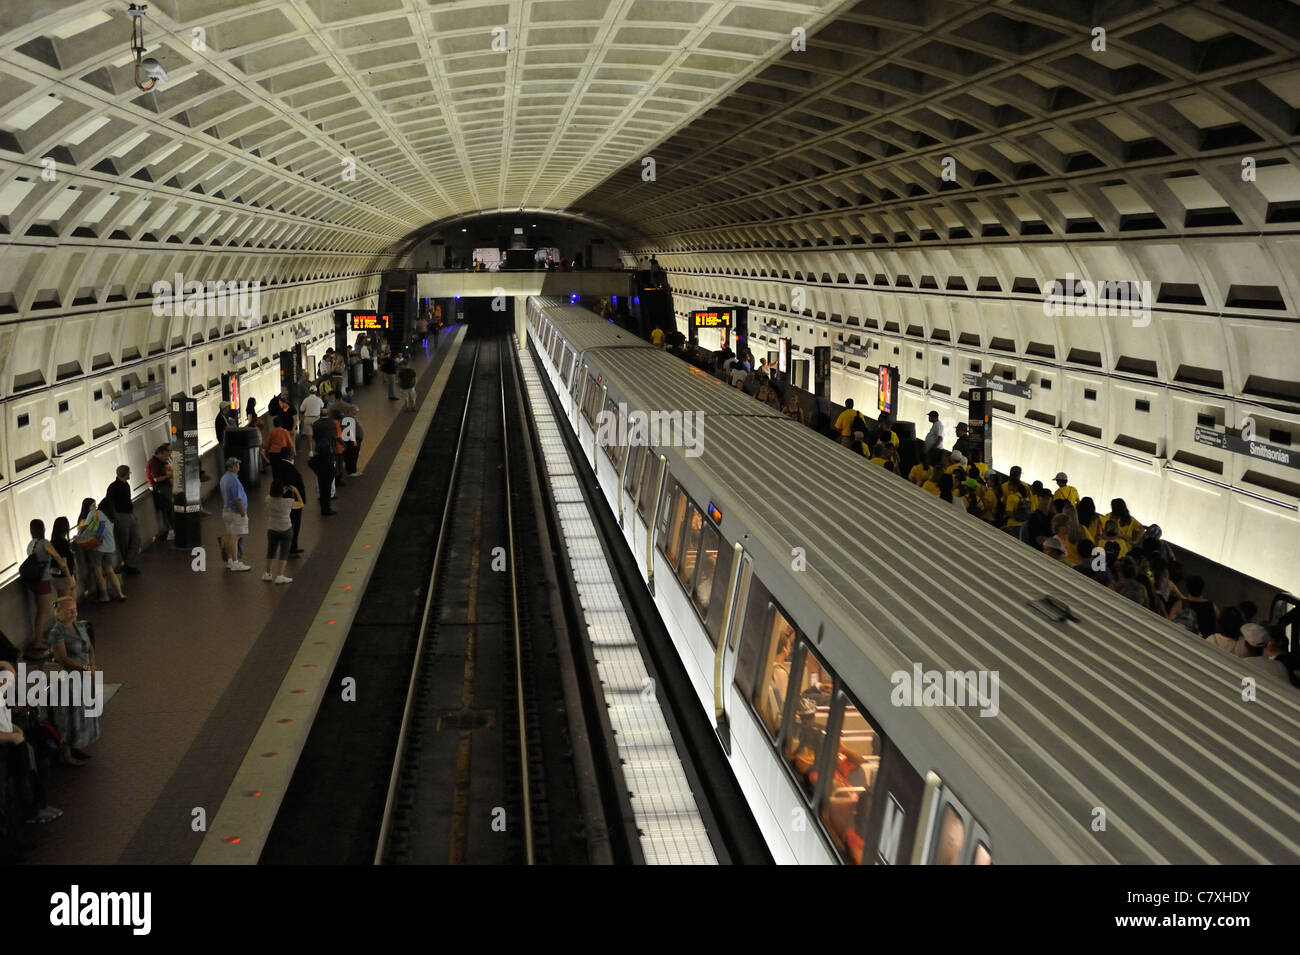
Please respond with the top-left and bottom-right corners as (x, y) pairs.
(923, 410), (944, 456)
(1243, 630), (1292, 682)
(300, 384), (323, 455)
(1052, 471), (1079, 506)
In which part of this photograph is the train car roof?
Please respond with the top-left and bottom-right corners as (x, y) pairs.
(530, 298), (651, 354)
(535, 298), (1300, 863)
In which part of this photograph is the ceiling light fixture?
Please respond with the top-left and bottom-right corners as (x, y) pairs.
(128, 4), (167, 91)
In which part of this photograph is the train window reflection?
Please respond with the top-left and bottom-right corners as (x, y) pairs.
(624, 444), (645, 495)
(819, 697), (879, 865)
(692, 522), (721, 614)
(756, 610), (797, 738)
(733, 577), (773, 701)
(663, 487), (688, 570)
(702, 539), (734, 643)
(934, 806), (965, 865)
(600, 396), (621, 462)
(677, 506), (704, 589)
(783, 646), (833, 798)
(638, 456), (661, 524)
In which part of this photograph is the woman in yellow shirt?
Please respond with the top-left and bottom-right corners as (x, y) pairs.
(1104, 498), (1144, 544)
(1077, 497), (1103, 542)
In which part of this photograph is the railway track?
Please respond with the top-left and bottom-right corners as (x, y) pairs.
(376, 335), (572, 864)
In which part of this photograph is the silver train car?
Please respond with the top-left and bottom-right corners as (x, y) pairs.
(525, 295), (1300, 865)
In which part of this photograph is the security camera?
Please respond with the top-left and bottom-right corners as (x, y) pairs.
(140, 58), (168, 84)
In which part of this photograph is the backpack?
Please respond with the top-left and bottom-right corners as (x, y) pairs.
(18, 550), (43, 589)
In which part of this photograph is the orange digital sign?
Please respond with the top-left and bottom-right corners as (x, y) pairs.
(692, 309), (732, 328)
(348, 314), (390, 331)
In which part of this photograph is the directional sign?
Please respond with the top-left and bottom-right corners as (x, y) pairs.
(962, 372), (1032, 400)
(110, 381), (164, 411)
(1194, 426), (1299, 470)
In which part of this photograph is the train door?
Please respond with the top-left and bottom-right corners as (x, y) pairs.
(913, 777), (993, 865)
(856, 736), (926, 864)
(711, 550), (750, 754)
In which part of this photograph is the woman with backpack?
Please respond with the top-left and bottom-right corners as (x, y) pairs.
(75, 498), (125, 604)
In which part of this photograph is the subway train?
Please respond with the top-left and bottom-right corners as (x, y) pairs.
(524, 295), (1300, 865)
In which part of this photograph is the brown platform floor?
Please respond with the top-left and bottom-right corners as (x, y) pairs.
(28, 335), (454, 864)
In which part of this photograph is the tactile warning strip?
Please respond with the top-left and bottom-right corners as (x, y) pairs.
(519, 340), (717, 866)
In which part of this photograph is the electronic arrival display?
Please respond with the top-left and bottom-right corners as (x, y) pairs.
(347, 313), (390, 331)
(691, 308), (733, 328)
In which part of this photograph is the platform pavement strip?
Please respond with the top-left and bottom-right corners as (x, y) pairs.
(519, 339), (717, 865)
(192, 328), (467, 864)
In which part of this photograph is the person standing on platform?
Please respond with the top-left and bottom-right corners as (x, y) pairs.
(263, 414), (296, 473)
(330, 408), (347, 488)
(105, 466), (141, 576)
(275, 443), (307, 557)
(214, 401), (237, 446)
(24, 520), (68, 658)
(310, 414), (338, 515)
(341, 407), (364, 477)
(219, 458), (251, 572)
(382, 348), (399, 400)
(398, 359), (417, 411)
(75, 498), (125, 603)
(261, 478), (300, 585)
(923, 410), (944, 457)
(300, 385), (323, 455)
(833, 398), (864, 448)
(1053, 472), (1080, 507)
(48, 597), (99, 764)
(145, 445), (174, 542)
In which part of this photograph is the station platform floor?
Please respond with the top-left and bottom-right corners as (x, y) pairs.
(27, 333), (455, 865)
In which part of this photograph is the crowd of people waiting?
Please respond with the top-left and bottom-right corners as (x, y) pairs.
(0, 322), (437, 857)
(650, 327), (1299, 690)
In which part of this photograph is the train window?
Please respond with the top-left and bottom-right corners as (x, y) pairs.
(933, 806), (966, 865)
(973, 843), (991, 865)
(691, 521), (722, 617)
(819, 695), (880, 865)
(560, 350), (572, 386)
(733, 575), (773, 701)
(638, 455), (662, 524)
(677, 505), (704, 589)
(701, 537), (735, 643)
(600, 396), (621, 463)
(755, 606), (798, 738)
(782, 643), (833, 798)
(581, 375), (601, 425)
(662, 484), (688, 570)
(624, 444), (645, 495)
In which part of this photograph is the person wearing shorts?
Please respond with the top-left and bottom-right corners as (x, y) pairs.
(397, 360), (417, 411)
(262, 479), (301, 584)
(25, 520), (69, 656)
(219, 457), (251, 572)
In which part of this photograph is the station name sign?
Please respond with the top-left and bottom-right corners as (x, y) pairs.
(962, 372), (1032, 400)
(1194, 426), (1298, 470)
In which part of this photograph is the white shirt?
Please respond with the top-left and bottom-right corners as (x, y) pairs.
(924, 419), (944, 452)
(300, 394), (323, 419)
(358, 345), (371, 360)
(0, 678), (12, 734)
